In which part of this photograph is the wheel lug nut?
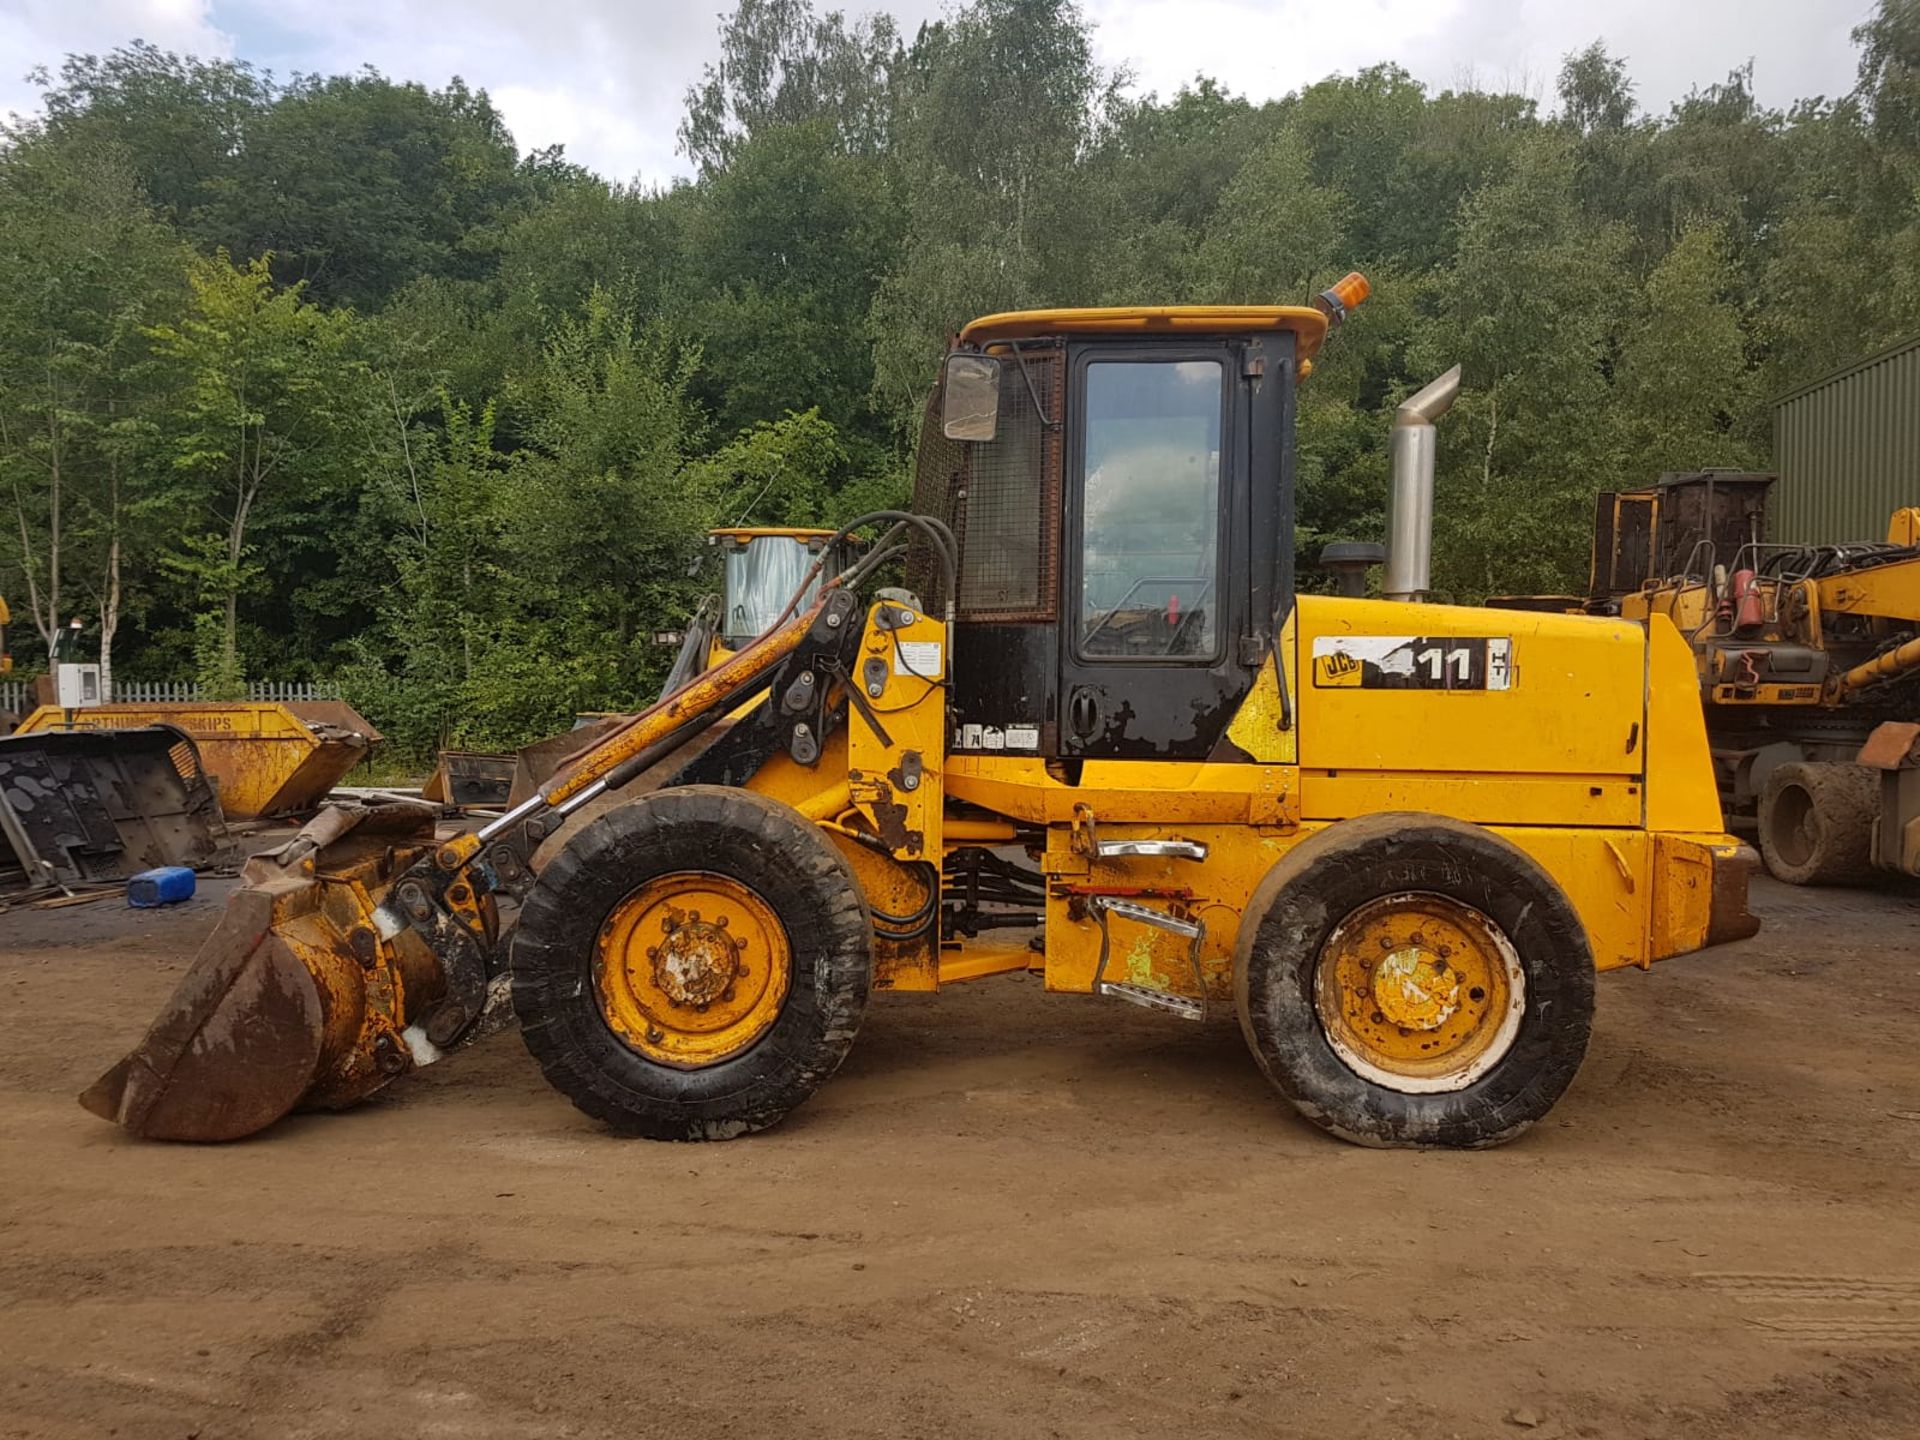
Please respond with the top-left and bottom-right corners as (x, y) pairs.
(1378, 937), (1393, 950)
(645, 1026), (664, 1043)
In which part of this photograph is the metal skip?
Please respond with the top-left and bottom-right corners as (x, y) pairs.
(0, 725), (229, 889)
(11, 701), (380, 819)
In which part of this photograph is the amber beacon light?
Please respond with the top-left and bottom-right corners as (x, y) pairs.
(1315, 271), (1371, 324)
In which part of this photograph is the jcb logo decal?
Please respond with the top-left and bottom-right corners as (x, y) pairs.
(1312, 650), (1364, 687)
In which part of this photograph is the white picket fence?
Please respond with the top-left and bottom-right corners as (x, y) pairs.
(2, 678), (340, 713)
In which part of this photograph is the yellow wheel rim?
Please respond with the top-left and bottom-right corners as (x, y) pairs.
(1313, 892), (1525, 1094)
(593, 873), (791, 1069)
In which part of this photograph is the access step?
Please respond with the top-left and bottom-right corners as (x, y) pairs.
(1098, 981), (1205, 1021)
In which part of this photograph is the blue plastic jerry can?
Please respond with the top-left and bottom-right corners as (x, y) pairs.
(128, 866), (197, 908)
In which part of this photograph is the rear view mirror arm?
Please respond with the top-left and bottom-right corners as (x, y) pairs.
(1007, 341), (1056, 429)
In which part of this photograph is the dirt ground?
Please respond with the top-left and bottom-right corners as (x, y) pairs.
(3, 872), (1919, 1440)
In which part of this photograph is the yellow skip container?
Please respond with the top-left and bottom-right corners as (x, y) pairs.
(13, 701), (379, 819)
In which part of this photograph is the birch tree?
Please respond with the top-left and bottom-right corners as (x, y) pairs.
(0, 136), (183, 689)
(145, 253), (364, 683)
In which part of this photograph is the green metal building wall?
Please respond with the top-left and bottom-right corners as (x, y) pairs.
(1772, 336), (1920, 544)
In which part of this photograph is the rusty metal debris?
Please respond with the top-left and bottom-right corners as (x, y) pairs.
(0, 725), (231, 890)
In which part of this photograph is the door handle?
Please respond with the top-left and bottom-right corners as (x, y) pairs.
(1069, 688), (1101, 739)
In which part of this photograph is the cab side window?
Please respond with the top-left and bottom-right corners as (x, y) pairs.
(1078, 359), (1225, 659)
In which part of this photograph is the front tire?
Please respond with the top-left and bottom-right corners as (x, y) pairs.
(511, 786), (871, 1140)
(1234, 813), (1594, 1149)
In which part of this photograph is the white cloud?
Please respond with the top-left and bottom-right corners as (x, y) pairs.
(0, 0), (1878, 177)
(1092, 0), (1874, 117)
(0, 0), (231, 124)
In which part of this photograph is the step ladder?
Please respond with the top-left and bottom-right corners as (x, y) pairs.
(1089, 895), (1209, 1022)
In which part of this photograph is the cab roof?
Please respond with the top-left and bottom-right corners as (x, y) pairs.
(707, 527), (839, 541)
(958, 305), (1332, 360)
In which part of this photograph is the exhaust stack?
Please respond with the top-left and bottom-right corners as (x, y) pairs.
(1383, 365), (1462, 602)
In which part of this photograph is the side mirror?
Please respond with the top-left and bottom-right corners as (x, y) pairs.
(941, 353), (1001, 442)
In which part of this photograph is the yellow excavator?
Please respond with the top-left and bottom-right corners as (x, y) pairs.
(1579, 472), (1920, 884)
(83, 275), (1758, 1150)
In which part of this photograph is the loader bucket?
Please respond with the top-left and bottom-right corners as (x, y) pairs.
(80, 802), (451, 1141)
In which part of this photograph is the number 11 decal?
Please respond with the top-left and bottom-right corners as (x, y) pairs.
(1311, 636), (1515, 691)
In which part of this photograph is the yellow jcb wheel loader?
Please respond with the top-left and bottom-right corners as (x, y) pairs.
(82, 275), (1759, 1150)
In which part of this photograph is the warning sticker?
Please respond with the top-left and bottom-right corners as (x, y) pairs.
(1310, 635), (1514, 691)
(893, 640), (943, 677)
(956, 722), (1042, 751)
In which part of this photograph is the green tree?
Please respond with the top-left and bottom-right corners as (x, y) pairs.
(686, 407), (844, 526)
(209, 72), (531, 310)
(1191, 131), (1349, 301)
(1855, 0), (1920, 154)
(24, 44), (265, 234)
(678, 120), (903, 447)
(680, 0), (903, 176)
(1613, 224), (1760, 468)
(1425, 136), (1630, 599)
(145, 254), (367, 680)
(1076, 79), (1269, 301)
(1558, 42), (1637, 135)
(0, 133), (186, 690)
(872, 0), (1115, 426)
(422, 289), (717, 738)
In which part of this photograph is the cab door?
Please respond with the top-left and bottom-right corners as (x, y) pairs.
(1059, 339), (1281, 760)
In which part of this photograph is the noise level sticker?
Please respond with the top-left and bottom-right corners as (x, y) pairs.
(1311, 635), (1513, 691)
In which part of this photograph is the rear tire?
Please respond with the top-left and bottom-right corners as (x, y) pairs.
(1756, 762), (1876, 886)
(511, 786), (871, 1139)
(1234, 814), (1594, 1149)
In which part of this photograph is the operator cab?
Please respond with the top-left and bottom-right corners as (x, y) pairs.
(911, 299), (1357, 762)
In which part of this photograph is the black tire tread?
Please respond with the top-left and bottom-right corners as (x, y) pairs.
(511, 785), (871, 1140)
(1234, 812), (1594, 1150)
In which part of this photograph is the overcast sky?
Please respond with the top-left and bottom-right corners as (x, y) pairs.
(0, 0), (1877, 185)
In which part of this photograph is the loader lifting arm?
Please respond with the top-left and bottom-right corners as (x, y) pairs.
(80, 584), (872, 1141)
